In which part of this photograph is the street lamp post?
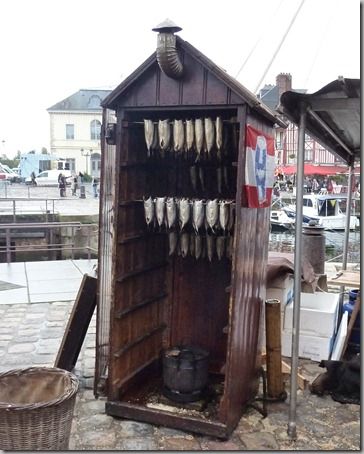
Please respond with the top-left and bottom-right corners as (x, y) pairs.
(81, 148), (91, 175)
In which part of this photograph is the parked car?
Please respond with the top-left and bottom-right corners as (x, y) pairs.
(0, 171), (11, 181)
(0, 164), (22, 183)
(25, 170), (72, 186)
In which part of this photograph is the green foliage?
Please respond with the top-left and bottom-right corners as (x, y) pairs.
(82, 173), (92, 182)
(0, 157), (20, 169)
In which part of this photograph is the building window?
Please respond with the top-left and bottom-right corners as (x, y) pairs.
(88, 95), (101, 108)
(90, 120), (101, 140)
(66, 124), (74, 140)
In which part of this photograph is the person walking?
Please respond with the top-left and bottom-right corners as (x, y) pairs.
(71, 175), (78, 196)
(92, 176), (99, 198)
(58, 173), (66, 197)
(30, 171), (37, 186)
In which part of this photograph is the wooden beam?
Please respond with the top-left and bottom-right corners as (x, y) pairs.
(55, 274), (97, 371)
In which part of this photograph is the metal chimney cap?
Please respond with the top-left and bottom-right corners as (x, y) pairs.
(152, 19), (182, 34)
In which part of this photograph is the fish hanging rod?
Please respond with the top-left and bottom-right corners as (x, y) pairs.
(130, 120), (240, 125)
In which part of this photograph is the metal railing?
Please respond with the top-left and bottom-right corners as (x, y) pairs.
(0, 198), (59, 222)
(0, 221), (98, 263)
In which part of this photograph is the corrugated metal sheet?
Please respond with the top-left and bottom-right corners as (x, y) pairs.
(278, 78), (360, 165)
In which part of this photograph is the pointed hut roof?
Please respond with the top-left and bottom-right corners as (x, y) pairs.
(101, 36), (286, 128)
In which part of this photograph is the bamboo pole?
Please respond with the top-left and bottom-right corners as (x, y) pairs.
(265, 299), (285, 398)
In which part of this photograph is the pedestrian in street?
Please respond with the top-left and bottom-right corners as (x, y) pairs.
(71, 175), (78, 196)
(30, 171), (37, 186)
(92, 176), (99, 198)
(78, 171), (84, 184)
(312, 178), (319, 193)
(58, 173), (66, 197)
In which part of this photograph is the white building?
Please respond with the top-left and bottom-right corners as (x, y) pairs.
(47, 89), (111, 176)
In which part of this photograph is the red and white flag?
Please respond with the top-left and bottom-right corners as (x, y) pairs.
(242, 124), (275, 208)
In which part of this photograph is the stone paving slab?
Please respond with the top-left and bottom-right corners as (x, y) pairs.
(0, 259), (97, 305)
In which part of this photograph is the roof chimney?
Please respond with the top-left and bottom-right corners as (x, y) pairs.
(152, 19), (183, 79)
(276, 73), (292, 98)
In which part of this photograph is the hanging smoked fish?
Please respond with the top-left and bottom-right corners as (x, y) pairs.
(166, 197), (177, 229)
(173, 119), (185, 155)
(144, 120), (154, 157)
(206, 199), (219, 231)
(192, 199), (205, 233)
(155, 197), (166, 228)
(216, 117), (223, 160)
(168, 231), (178, 256)
(158, 119), (171, 156)
(194, 118), (204, 161)
(194, 235), (202, 260)
(190, 165), (197, 192)
(204, 117), (215, 157)
(206, 234), (215, 262)
(219, 200), (231, 232)
(216, 236), (225, 260)
(180, 232), (190, 258)
(186, 119), (195, 157)
(178, 198), (191, 230)
(144, 196), (155, 227)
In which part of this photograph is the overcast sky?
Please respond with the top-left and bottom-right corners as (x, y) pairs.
(0, 0), (360, 158)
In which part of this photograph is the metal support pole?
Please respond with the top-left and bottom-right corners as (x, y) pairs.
(12, 200), (16, 223)
(342, 165), (354, 271)
(71, 226), (75, 260)
(87, 226), (91, 260)
(337, 164), (355, 321)
(287, 102), (307, 439)
(6, 228), (11, 263)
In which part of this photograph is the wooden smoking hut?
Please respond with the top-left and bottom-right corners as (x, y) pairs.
(95, 20), (286, 438)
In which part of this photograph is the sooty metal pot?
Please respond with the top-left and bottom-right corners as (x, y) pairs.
(162, 345), (209, 396)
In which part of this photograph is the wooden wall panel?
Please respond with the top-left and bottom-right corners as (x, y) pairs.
(181, 54), (205, 105)
(170, 256), (230, 371)
(159, 70), (181, 105)
(134, 67), (158, 107)
(206, 72), (229, 105)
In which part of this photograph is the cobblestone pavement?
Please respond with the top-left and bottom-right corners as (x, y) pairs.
(0, 300), (360, 451)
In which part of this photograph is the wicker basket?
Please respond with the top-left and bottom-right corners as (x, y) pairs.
(0, 367), (79, 450)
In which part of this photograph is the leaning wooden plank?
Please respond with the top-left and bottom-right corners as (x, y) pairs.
(340, 293), (361, 360)
(55, 274), (97, 371)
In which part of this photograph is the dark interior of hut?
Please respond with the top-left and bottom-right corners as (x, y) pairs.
(111, 107), (243, 417)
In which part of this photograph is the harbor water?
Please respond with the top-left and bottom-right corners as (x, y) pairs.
(269, 229), (360, 264)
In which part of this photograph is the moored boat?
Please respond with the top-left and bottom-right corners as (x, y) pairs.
(285, 194), (358, 231)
